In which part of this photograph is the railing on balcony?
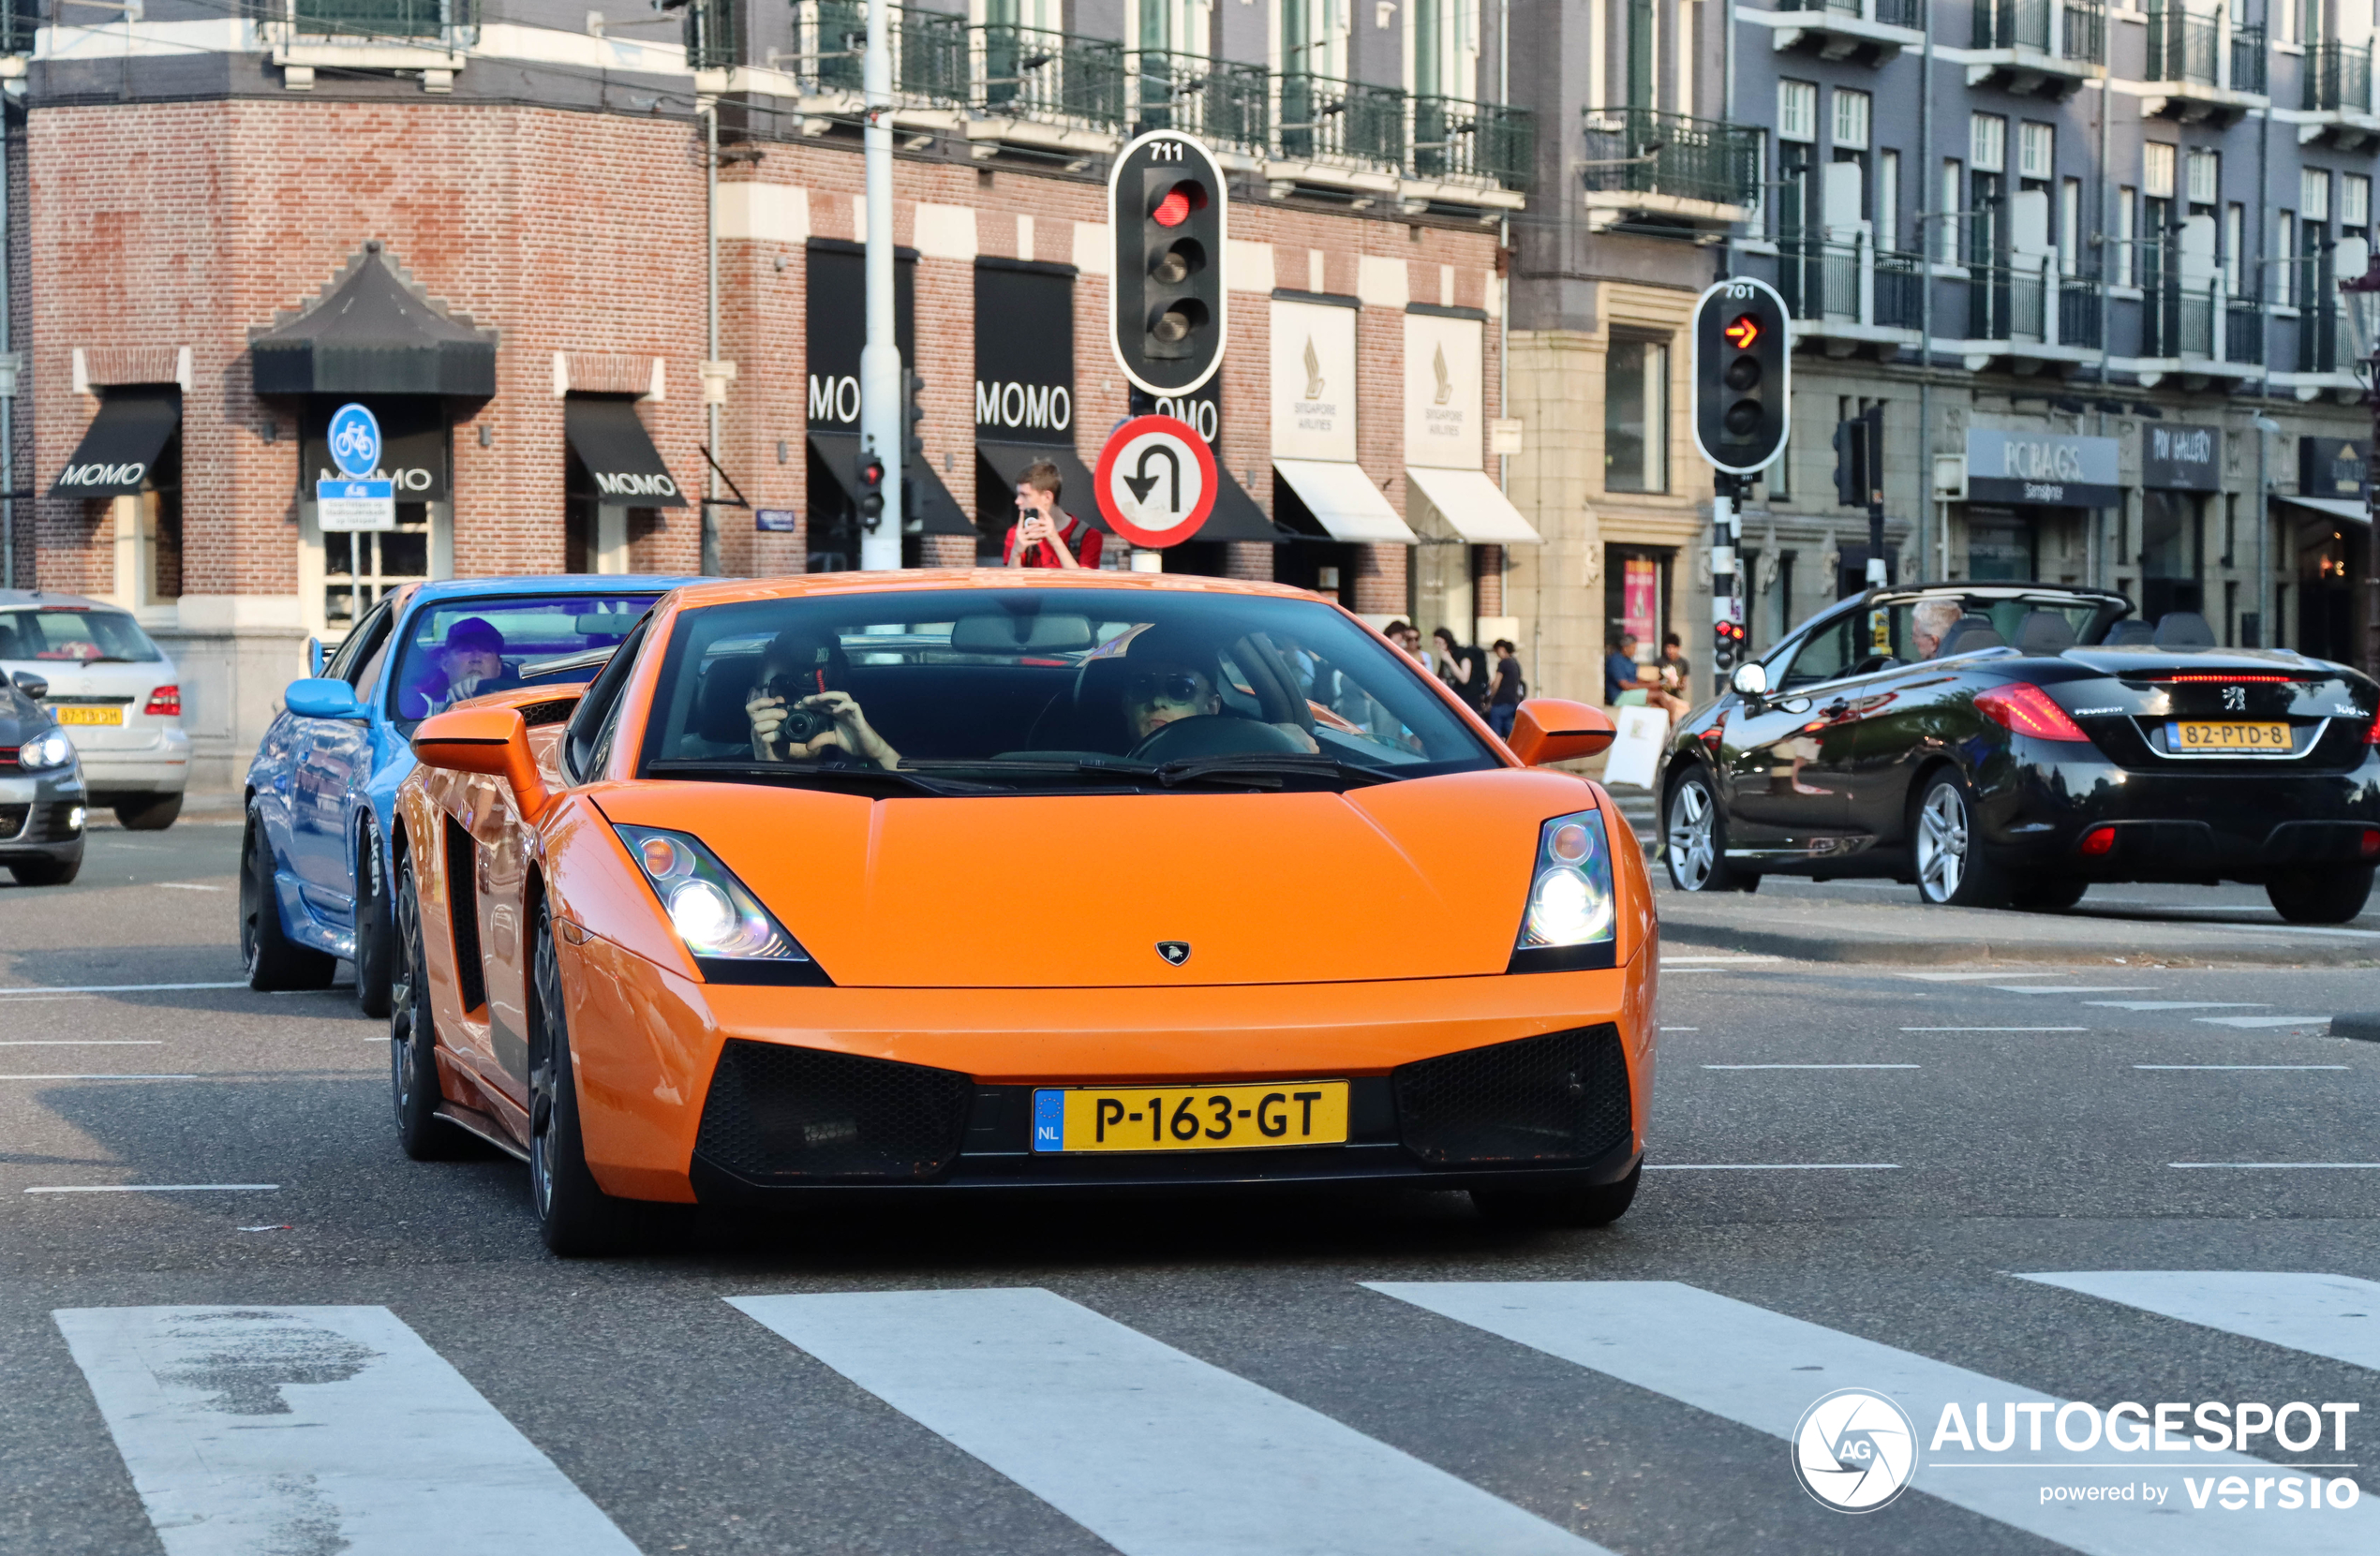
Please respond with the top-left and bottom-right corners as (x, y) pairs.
(1778, 237), (1925, 330)
(269, 0), (479, 40)
(1964, 257), (2104, 348)
(2060, 278), (2103, 347)
(974, 22), (1127, 132)
(1128, 52), (1270, 155)
(1876, 250), (1925, 327)
(2297, 304), (2350, 373)
(1778, 0), (1924, 24)
(684, 0), (736, 70)
(2224, 297), (2265, 364)
(1276, 74), (1406, 172)
(2307, 40), (2373, 113)
(2142, 277), (2223, 357)
(2229, 22), (2265, 94)
(1581, 107), (1760, 209)
(2144, 0), (2218, 85)
(3, 0), (37, 55)
(2061, 1), (2106, 64)
(1412, 97), (1534, 188)
(1973, 0), (2050, 52)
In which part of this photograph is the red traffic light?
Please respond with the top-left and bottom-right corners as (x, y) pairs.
(1723, 315), (1761, 350)
(1151, 181), (1207, 229)
(860, 457), (885, 485)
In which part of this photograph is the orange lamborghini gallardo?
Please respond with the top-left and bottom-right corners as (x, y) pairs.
(389, 571), (1658, 1252)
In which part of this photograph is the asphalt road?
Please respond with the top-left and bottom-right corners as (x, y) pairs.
(5, 822), (2378, 1556)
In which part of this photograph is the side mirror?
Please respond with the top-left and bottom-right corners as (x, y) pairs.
(1730, 661), (1770, 698)
(306, 637), (325, 677)
(10, 670), (50, 701)
(411, 704), (550, 822)
(1505, 698), (1616, 765)
(284, 677), (364, 720)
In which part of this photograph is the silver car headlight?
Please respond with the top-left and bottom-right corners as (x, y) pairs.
(1510, 808), (1618, 971)
(615, 824), (817, 975)
(17, 730), (75, 772)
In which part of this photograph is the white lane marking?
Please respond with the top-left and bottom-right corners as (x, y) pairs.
(1902, 1027), (2088, 1032)
(27, 1184), (279, 1193)
(0, 982), (247, 995)
(0, 995), (97, 1002)
(1366, 1281), (2379, 1555)
(2015, 1271), (2380, 1375)
(156, 882), (228, 893)
(730, 1287), (1607, 1556)
(1700, 1064), (1921, 1070)
(2135, 1065), (2349, 1071)
(0, 1040), (164, 1046)
(1660, 955), (1784, 964)
(1991, 985), (2157, 995)
(1659, 1026), (1700, 1031)
(0, 1074), (198, 1081)
(2195, 1015), (2335, 1029)
(1899, 971), (2074, 981)
(2170, 1163), (2380, 1170)
(52, 1305), (641, 1556)
(1644, 1163), (1900, 1171)
(2084, 1001), (2269, 1011)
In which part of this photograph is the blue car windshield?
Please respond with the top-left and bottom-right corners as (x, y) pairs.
(391, 595), (657, 725)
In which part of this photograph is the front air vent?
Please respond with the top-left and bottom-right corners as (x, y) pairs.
(442, 815), (486, 1013)
(1393, 1024), (1633, 1168)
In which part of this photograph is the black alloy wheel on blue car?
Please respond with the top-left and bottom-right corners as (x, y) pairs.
(240, 802), (334, 991)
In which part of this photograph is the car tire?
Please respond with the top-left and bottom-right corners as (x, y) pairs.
(353, 824), (394, 1019)
(1663, 770), (1756, 893)
(113, 793), (183, 831)
(2266, 866), (2375, 926)
(240, 805), (335, 992)
(8, 852), (82, 887)
(1471, 1162), (1642, 1228)
(391, 851), (469, 1162)
(2008, 874), (2087, 912)
(528, 900), (681, 1256)
(1912, 772), (2009, 910)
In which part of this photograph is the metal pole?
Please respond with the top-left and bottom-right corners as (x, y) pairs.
(1, 97), (12, 592)
(2094, 70), (2112, 593)
(859, 0), (904, 570)
(2254, 96), (2271, 647)
(704, 101), (722, 576)
(1914, 1), (1932, 582)
(1711, 479), (1737, 701)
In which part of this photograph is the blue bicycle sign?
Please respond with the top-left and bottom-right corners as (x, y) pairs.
(327, 403), (382, 479)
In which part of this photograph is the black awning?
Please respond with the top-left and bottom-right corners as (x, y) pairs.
(808, 432), (976, 536)
(564, 397), (689, 508)
(975, 438), (1109, 533)
(250, 243), (498, 398)
(1194, 467), (1293, 544)
(50, 388), (180, 498)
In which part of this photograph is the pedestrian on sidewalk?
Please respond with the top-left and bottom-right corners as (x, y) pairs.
(1604, 633), (1644, 707)
(1487, 638), (1525, 738)
(1003, 460), (1103, 570)
(1433, 626), (1487, 712)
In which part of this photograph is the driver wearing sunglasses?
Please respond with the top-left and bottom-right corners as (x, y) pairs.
(1123, 665), (1223, 744)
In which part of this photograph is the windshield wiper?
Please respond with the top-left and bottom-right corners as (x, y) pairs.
(1152, 754), (1392, 789)
(644, 758), (989, 798)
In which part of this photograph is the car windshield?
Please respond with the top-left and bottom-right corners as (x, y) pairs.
(635, 588), (1499, 793)
(0, 606), (164, 664)
(392, 594), (658, 725)
(1775, 593), (2121, 689)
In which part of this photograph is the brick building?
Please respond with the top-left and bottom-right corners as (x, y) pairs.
(5, 0), (1533, 795)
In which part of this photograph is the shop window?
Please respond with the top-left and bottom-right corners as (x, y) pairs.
(1603, 547), (1671, 670)
(322, 511), (432, 632)
(2139, 490), (2203, 625)
(1603, 334), (1669, 495)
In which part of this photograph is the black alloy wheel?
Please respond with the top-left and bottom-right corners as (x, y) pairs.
(1911, 772), (2009, 910)
(353, 822), (394, 1018)
(2266, 865), (2375, 926)
(529, 899), (676, 1255)
(391, 851), (468, 1161)
(8, 849), (82, 886)
(1471, 1162), (1643, 1228)
(240, 804), (335, 991)
(1663, 770), (1756, 894)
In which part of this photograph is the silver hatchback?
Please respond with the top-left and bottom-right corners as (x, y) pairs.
(0, 591), (189, 829)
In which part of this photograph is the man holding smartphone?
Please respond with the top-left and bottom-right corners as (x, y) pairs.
(1003, 459), (1104, 570)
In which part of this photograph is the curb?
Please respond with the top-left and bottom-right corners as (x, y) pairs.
(1659, 916), (2380, 969)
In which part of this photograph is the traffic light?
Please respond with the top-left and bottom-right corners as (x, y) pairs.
(1713, 617), (1748, 673)
(1833, 405), (1884, 510)
(1690, 278), (1791, 476)
(902, 369), (927, 461)
(1110, 130), (1227, 397)
(856, 450), (885, 529)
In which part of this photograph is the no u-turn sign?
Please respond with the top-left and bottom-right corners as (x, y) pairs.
(1093, 414), (1217, 548)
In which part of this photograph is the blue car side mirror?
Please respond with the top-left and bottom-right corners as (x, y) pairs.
(285, 677), (364, 719)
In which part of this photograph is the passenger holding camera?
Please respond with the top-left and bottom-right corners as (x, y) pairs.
(744, 630), (902, 770)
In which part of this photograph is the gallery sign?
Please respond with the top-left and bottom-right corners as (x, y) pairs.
(1964, 428), (2120, 509)
(2140, 422), (2221, 492)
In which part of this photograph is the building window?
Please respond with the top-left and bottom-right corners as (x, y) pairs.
(2344, 173), (2371, 231)
(2018, 122), (2054, 181)
(1970, 112), (2006, 173)
(2276, 211), (2296, 305)
(2118, 186), (2137, 286)
(1941, 158), (1964, 263)
(1878, 149), (1900, 251)
(2302, 167), (2332, 224)
(2185, 148), (2218, 207)
(1833, 87), (1870, 151)
(2143, 142), (2175, 200)
(2224, 203), (2244, 295)
(2060, 178), (2081, 274)
(1778, 80), (1817, 143)
(1603, 334), (1669, 496)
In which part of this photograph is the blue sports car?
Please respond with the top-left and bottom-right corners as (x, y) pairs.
(242, 576), (696, 1011)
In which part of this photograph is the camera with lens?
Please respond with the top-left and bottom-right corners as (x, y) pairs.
(764, 674), (837, 748)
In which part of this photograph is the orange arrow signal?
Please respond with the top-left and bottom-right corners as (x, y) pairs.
(1723, 314), (1761, 349)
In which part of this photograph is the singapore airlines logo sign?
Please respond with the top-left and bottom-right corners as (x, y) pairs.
(1302, 336), (1325, 400)
(1432, 343), (1453, 406)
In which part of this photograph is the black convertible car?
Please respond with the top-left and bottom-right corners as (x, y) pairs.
(1661, 585), (2380, 922)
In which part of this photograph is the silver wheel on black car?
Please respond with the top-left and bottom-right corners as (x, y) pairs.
(1664, 772), (1752, 893)
(1913, 774), (2008, 909)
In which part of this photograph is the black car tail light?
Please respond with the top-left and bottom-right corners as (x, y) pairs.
(2077, 825), (2118, 857)
(1975, 684), (2090, 743)
(2363, 830), (2380, 861)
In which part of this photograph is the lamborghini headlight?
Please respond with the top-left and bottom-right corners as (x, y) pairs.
(1511, 809), (1617, 967)
(17, 730), (75, 772)
(616, 824), (810, 964)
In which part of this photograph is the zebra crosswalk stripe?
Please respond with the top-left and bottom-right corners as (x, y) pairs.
(52, 1305), (640, 1556)
(730, 1286), (1614, 1556)
(1367, 1280), (2377, 1556)
(2016, 1271), (2380, 1374)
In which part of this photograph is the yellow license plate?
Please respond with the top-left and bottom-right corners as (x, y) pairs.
(2171, 720), (2290, 752)
(1032, 1080), (1349, 1153)
(53, 706), (121, 726)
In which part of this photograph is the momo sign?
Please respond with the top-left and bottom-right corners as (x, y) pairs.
(1965, 428), (2120, 508)
(974, 259), (1077, 446)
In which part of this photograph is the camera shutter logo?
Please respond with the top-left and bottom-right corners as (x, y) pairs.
(1792, 1388), (1918, 1512)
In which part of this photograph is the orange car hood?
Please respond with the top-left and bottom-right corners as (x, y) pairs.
(593, 767), (1605, 987)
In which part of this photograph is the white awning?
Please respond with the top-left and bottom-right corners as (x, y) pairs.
(2276, 493), (2370, 525)
(1404, 466), (1543, 544)
(1272, 458), (1420, 545)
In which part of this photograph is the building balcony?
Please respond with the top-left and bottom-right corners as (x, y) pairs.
(3, 0), (36, 58)
(1948, 258), (2104, 373)
(1580, 107), (1758, 240)
(253, 0), (479, 90)
(1776, 238), (1923, 356)
(2120, 277), (2266, 387)
(2299, 41), (2379, 149)
(2140, 3), (2266, 125)
(1965, 0), (2107, 99)
(1753, 0), (1926, 67)
(2267, 304), (2372, 400)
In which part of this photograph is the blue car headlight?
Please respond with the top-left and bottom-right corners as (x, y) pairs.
(17, 730), (75, 772)
(1510, 808), (1618, 972)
